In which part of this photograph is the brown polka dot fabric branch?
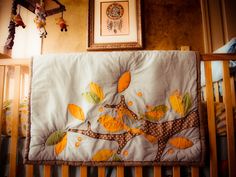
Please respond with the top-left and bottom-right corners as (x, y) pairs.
(69, 121), (140, 154)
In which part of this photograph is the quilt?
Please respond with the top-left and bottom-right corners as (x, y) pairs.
(25, 51), (205, 166)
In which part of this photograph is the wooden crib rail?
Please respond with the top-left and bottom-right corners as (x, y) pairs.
(0, 59), (31, 66)
(0, 53), (236, 177)
(202, 53), (236, 177)
(202, 53), (236, 61)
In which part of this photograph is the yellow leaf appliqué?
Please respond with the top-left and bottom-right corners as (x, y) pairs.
(168, 137), (193, 149)
(118, 71), (131, 93)
(169, 90), (185, 116)
(90, 82), (104, 101)
(145, 105), (168, 121)
(68, 104), (85, 121)
(92, 149), (115, 161)
(55, 134), (67, 155)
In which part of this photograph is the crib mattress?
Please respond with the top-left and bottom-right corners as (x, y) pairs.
(25, 51), (205, 166)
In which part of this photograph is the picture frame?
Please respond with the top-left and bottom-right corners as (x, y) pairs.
(87, 0), (142, 50)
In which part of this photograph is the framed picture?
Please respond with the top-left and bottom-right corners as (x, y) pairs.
(87, 0), (142, 50)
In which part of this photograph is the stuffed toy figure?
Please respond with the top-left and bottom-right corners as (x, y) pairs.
(56, 17), (68, 32)
(12, 13), (26, 28)
(34, 3), (47, 38)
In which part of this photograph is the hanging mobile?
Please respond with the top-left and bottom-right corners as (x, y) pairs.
(34, 0), (47, 38)
(56, 11), (68, 32)
(11, 5), (26, 28)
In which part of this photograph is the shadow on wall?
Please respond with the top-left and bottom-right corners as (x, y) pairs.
(143, 0), (203, 52)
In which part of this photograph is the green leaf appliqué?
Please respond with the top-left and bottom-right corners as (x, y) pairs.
(45, 130), (66, 146)
(183, 92), (192, 115)
(82, 92), (101, 104)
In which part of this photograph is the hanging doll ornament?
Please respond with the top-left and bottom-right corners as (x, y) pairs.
(56, 12), (68, 32)
(34, 2), (47, 38)
(11, 6), (26, 28)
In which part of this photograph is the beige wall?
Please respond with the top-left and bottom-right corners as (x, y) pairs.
(6, 0), (236, 55)
(0, 0), (12, 53)
(0, 0), (41, 57)
(42, 0), (87, 53)
(42, 0), (204, 53)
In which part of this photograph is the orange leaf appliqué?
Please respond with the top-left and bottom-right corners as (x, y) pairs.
(68, 104), (85, 121)
(55, 134), (67, 155)
(118, 71), (131, 93)
(92, 149), (115, 161)
(168, 137), (193, 149)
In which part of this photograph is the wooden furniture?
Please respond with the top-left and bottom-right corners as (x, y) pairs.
(0, 53), (236, 177)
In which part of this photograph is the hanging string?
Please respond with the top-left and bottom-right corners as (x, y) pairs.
(18, 5), (21, 14)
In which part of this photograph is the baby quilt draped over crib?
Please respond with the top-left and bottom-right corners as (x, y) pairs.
(24, 51), (205, 166)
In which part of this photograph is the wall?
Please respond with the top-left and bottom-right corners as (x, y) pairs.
(0, 0), (41, 57)
(143, 0), (203, 51)
(0, 0), (204, 55)
(42, 0), (88, 53)
(42, 0), (204, 53)
(0, 0), (12, 53)
(207, 0), (236, 51)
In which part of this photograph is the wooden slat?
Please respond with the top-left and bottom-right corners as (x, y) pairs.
(230, 77), (236, 107)
(135, 167), (142, 177)
(4, 67), (10, 100)
(80, 166), (87, 177)
(154, 166), (161, 177)
(26, 165), (34, 177)
(173, 166), (180, 177)
(191, 167), (199, 177)
(204, 61), (218, 177)
(0, 59), (31, 66)
(9, 66), (21, 177)
(222, 61), (236, 177)
(62, 165), (69, 177)
(117, 166), (124, 177)
(0, 66), (5, 156)
(44, 165), (51, 177)
(202, 54), (236, 61)
(214, 82), (220, 102)
(98, 167), (105, 177)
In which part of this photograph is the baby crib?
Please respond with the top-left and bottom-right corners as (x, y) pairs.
(0, 53), (236, 177)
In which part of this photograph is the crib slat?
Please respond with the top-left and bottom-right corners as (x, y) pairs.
(230, 77), (236, 107)
(204, 61), (218, 177)
(4, 66), (10, 99)
(191, 167), (199, 177)
(213, 82), (220, 102)
(203, 87), (207, 101)
(117, 166), (124, 177)
(62, 165), (69, 177)
(26, 165), (33, 177)
(9, 66), (21, 177)
(98, 167), (105, 177)
(222, 61), (236, 177)
(173, 166), (180, 177)
(44, 165), (51, 177)
(80, 166), (87, 177)
(135, 167), (142, 177)
(154, 166), (161, 177)
(0, 66), (5, 156)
